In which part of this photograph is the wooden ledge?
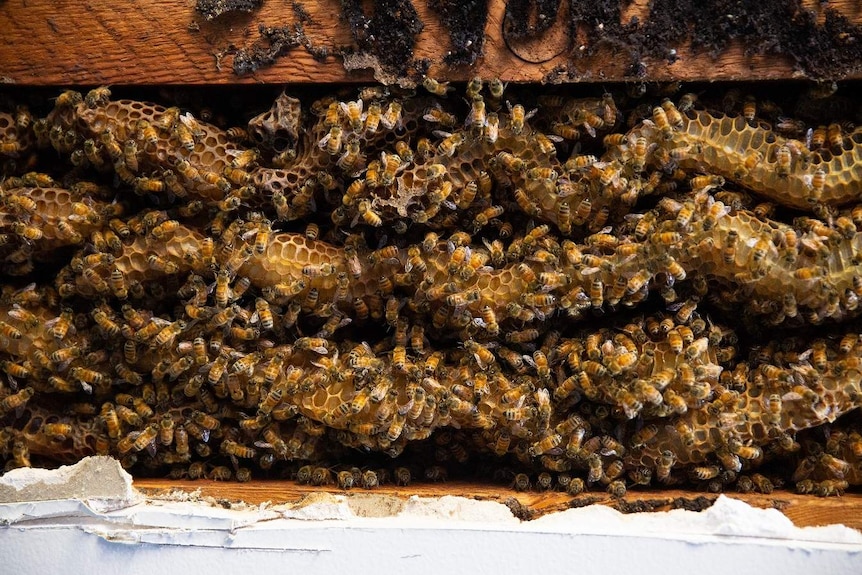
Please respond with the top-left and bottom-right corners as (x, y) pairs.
(134, 478), (862, 531)
(0, 0), (860, 85)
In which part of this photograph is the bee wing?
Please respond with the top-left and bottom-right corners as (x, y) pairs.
(179, 112), (195, 128)
(422, 105), (441, 122)
(241, 228), (260, 240)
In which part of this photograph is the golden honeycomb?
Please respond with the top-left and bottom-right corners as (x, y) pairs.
(0, 83), (860, 494)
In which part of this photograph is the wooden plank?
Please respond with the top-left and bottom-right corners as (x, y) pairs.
(0, 0), (860, 85)
(134, 479), (862, 531)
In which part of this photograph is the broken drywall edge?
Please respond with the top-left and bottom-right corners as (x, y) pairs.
(0, 456), (139, 514)
(279, 491), (354, 520)
(0, 456), (861, 553)
(398, 494), (520, 524)
(0, 456), (132, 497)
(0, 499), (126, 525)
(526, 496), (862, 546)
(119, 499), (281, 531)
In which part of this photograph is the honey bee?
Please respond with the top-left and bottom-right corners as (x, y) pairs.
(149, 105), (179, 132)
(730, 442), (763, 462)
(462, 339), (494, 370)
(527, 167), (558, 183)
(91, 306), (121, 337)
(762, 393), (783, 426)
(669, 418), (695, 450)
(151, 319), (185, 349)
(604, 133), (628, 148)
(174, 159), (202, 184)
(685, 337), (709, 361)
(806, 124), (828, 151)
(36, 421), (72, 441)
(688, 465), (719, 481)
(166, 355), (193, 380)
(10, 222), (42, 241)
(336, 140), (363, 173)
(319, 125), (343, 155)
(390, 466), (411, 486)
(507, 101), (536, 135)
(5, 194), (37, 215)
(209, 466), (232, 481)
(190, 409), (220, 431)
(660, 254), (686, 283)
(131, 424), (158, 453)
(173, 119), (196, 151)
(0, 386), (33, 414)
(48, 375), (81, 393)
(657, 98), (682, 128)
(55, 89), (83, 108)
(432, 130), (462, 158)
(150, 414), (175, 449)
(387, 412), (406, 442)
(315, 99), (340, 127)
(119, 139), (140, 172)
(652, 106), (672, 139)
(529, 432), (562, 457)
(521, 292), (555, 309)
(265, 188), (290, 220)
(338, 99), (363, 132)
(824, 122), (845, 150)
(734, 94), (756, 123)
(95, 403), (121, 439)
(776, 144), (792, 176)
(746, 473), (773, 494)
(654, 450), (676, 483)
(221, 439), (256, 459)
(576, 108), (606, 137)
(422, 77), (452, 96)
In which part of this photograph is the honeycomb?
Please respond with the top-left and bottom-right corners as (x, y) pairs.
(0, 83), (860, 495)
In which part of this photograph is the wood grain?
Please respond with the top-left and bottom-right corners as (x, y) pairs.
(134, 479), (862, 531)
(0, 0), (859, 85)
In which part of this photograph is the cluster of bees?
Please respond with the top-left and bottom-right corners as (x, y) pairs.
(0, 79), (861, 497)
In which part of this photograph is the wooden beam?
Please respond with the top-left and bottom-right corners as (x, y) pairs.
(0, 0), (860, 85)
(134, 479), (862, 531)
